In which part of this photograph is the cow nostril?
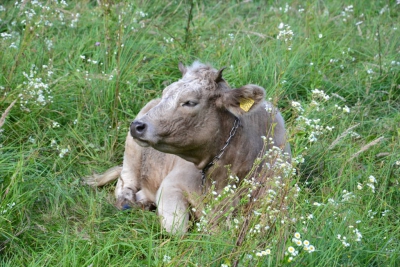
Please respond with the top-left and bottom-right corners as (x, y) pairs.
(131, 120), (147, 136)
(135, 122), (146, 133)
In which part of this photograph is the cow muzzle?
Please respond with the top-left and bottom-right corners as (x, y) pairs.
(130, 120), (147, 139)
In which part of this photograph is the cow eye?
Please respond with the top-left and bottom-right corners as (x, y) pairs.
(182, 101), (198, 107)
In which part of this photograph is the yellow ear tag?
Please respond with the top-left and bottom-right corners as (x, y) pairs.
(239, 98), (255, 112)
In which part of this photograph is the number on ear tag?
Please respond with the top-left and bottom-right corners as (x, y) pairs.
(239, 98), (255, 112)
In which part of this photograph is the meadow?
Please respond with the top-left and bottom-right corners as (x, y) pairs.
(1, 0), (399, 266)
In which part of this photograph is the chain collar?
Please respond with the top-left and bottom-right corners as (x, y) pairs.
(200, 117), (240, 190)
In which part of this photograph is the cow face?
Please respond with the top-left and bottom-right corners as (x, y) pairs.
(130, 62), (265, 167)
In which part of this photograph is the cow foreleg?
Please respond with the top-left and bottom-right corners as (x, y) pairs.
(115, 132), (143, 210)
(115, 177), (137, 210)
(156, 183), (189, 234)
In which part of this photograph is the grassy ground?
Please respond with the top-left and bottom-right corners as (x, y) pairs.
(1, 0), (399, 266)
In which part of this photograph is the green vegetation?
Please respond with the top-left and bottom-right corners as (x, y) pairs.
(1, 0), (399, 266)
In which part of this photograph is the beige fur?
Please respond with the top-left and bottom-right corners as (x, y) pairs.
(131, 62), (291, 192)
(86, 100), (202, 234)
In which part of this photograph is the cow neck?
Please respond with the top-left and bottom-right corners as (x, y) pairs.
(200, 116), (240, 189)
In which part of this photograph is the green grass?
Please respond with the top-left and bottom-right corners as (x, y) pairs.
(1, 0), (399, 266)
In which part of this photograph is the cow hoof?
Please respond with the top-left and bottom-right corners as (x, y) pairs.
(122, 204), (132, 210)
(116, 196), (135, 210)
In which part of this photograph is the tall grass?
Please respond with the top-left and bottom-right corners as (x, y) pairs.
(1, 0), (399, 266)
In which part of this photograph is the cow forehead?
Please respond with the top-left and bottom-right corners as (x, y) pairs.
(160, 62), (225, 105)
(162, 77), (214, 99)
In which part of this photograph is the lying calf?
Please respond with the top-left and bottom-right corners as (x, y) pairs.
(86, 61), (290, 233)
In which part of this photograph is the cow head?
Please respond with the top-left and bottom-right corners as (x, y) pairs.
(130, 62), (266, 168)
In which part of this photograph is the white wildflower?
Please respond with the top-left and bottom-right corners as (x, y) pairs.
(311, 89), (330, 101)
(353, 228), (362, 241)
(366, 183), (375, 193)
(291, 101), (304, 113)
(308, 245), (315, 253)
(28, 136), (35, 144)
(9, 42), (18, 49)
(342, 105), (350, 113)
(277, 23), (294, 50)
(368, 175), (377, 183)
(163, 255), (171, 263)
(59, 148), (69, 158)
(50, 139), (57, 147)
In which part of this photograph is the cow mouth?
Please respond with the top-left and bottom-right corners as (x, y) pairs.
(132, 137), (151, 147)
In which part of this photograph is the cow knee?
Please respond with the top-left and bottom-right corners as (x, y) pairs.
(160, 210), (189, 234)
(157, 189), (189, 234)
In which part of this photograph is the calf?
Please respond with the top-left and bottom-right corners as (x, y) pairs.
(130, 61), (290, 191)
(86, 61), (290, 233)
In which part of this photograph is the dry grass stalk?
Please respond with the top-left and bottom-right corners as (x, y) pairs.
(0, 100), (17, 129)
(338, 136), (385, 177)
(331, 93), (347, 102)
(376, 152), (390, 158)
(348, 136), (385, 162)
(328, 123), (360, 150)
(232, 150), (291, 267)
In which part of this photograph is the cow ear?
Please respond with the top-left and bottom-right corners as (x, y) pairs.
(216, 84), (266, 116)
(178, 62), (187, 76)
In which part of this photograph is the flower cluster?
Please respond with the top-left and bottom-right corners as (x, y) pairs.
(112, 4), (149, 31)
(70, 13), (80, 28)
(79, 55), (101, 65)
(50, 139), (70, 158)
(334, 104), (351, 113)
(163, 255), (171, 263)
(367, 209), (377, 219)
(341, 5), (354, 22)
(337, 234), (351, 247)
(19, 65), (53, 111)
(292, 88), (349, 143)
(1, 202), (15, 214)
(58, 147), (69, 158)
(366, 175), (377, 193)
(12, 0), (78, 29)
(311, 89), (330, 101)
(163, 37), (174, 44)
(353, 227), (362, 242)
(1, 32), (14, 40)
(196, 137), (295, 239)
(255, 248), (271, 257)
(341, 190), (356, 202)
(277, 23), (294, 50)
(286, 232), (316, 262)
(357, 175), (378, 193)
(291, 101), (304, 113)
